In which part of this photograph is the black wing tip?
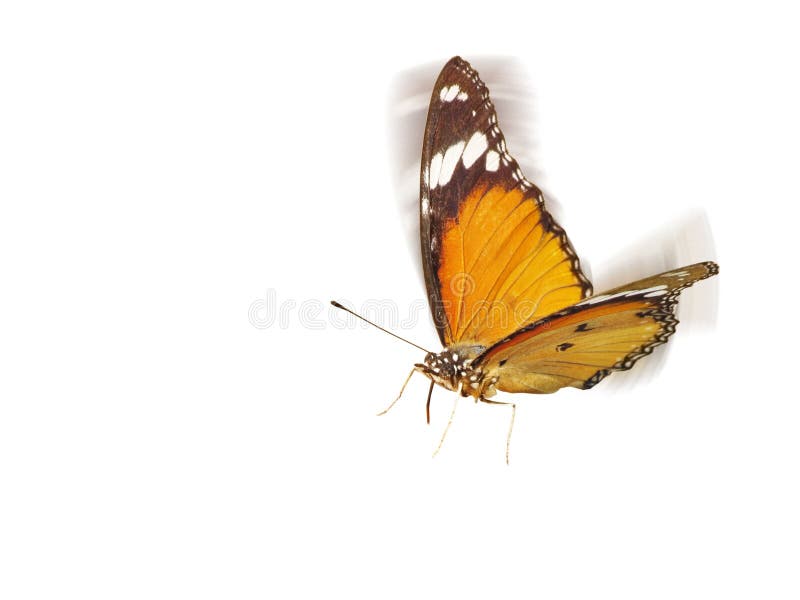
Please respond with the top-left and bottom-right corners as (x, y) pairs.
(445, 55), (467, 66)
(666, 261), (719, 299)
(704, 261), (720, 276)
(688, 261), (719, 279)
(441, 56), (478, 78)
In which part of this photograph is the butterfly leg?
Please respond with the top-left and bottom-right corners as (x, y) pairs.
(479, 397), (517, 465)
(432, 395), (459, 458)
(425, 381), (434, 424)
(377, 368), (416, 416)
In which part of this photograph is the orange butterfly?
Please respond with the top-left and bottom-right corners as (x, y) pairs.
(334, 57), (718, 462)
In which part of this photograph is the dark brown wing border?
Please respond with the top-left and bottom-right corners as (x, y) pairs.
(419, 56), (592, 346)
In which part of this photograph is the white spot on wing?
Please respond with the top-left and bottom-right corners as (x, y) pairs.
(580, 294), (610, 306)
(462, 131), (488, 168)
(456, 91), (468, 101)
(638, 285), (668, 294)
(441, 84), (461, 102)
(485, 150), (500, 171)
(578, 285), (669, 306)
(429, 152), (443, 189)
(437, 140), (466, 187)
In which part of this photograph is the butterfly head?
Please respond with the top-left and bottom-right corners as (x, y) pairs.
(415, 348), (490, 397)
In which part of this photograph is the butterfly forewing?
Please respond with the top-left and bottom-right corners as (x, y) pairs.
(421, 57), (592, 349)
(472, 262), (719, 393)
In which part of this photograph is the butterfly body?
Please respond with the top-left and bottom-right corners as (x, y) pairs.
(416, 347), (497, 399)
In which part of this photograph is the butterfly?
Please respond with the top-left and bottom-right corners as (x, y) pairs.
(334, 56), (718, 462)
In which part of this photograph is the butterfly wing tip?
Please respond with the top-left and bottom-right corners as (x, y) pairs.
(446, 56), (472, 72)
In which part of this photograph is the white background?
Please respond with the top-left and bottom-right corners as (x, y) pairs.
(2, 1), (798, 598)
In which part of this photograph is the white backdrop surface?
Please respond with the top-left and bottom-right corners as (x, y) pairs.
(1, 2), (798, 598)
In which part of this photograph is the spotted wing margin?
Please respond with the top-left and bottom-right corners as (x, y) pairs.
(472, 262), (719, 393)
(420, 56), (592, 348)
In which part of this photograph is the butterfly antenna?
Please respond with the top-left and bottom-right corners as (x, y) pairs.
(330, 301), (432, 353)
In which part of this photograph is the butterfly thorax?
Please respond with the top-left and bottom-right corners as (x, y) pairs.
(416, 346), (498, 399)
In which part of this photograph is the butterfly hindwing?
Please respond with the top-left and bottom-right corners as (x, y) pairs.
(472, 262), (719, 393)
(420, 57), (592, 348)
